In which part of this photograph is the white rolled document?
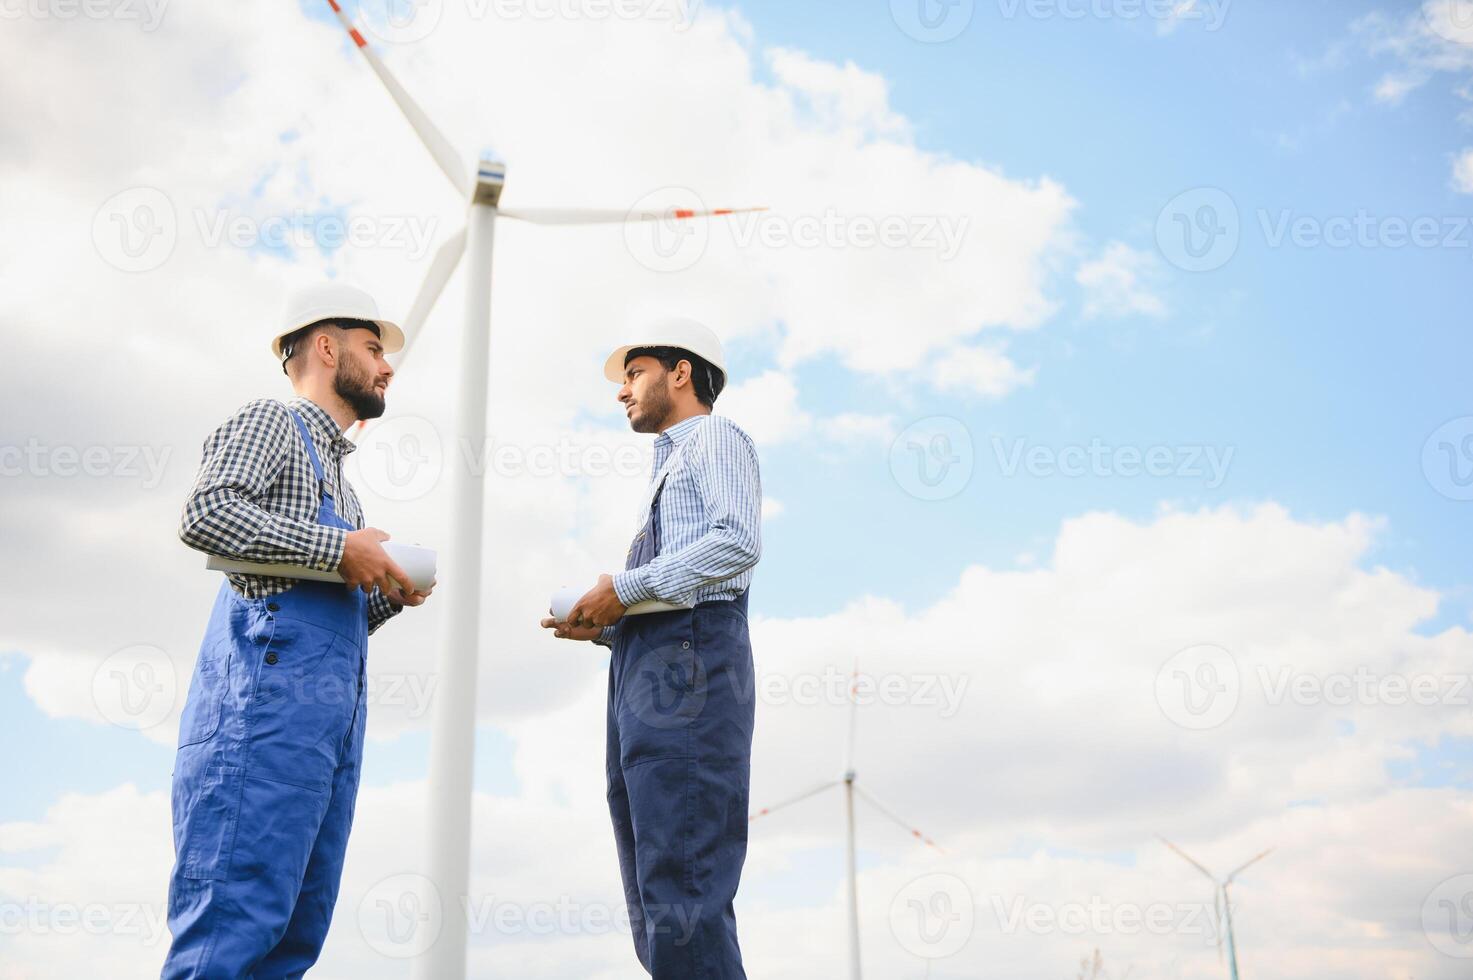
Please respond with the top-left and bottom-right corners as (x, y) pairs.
(206, 542), (437, 594)
(549, 585), (691, 623)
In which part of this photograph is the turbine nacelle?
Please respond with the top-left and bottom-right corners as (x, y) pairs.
(473, 160), (507, 207)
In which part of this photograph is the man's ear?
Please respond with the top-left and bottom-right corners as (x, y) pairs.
(673, 359), (692, 390)
(315, 330), (337, 368)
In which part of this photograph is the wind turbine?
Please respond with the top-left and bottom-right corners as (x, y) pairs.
(749, 664), (943, 980)
(316, 5), (763, 978)
(1158, 836), (1272, 980)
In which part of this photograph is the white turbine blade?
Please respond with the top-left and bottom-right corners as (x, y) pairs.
(396, 225), (468, 369)
(1157, 836), (1218, 882)
(853, 786), (944, 853)
(321, 0), (470, 198)
(1224, 847), (1273, 885)
(749, 780), (839, 824)
(843, 660), (859, 773)
(499, 205), (768, 226)
(1213, 888), (1226, 962)
(346, 225), (467, 442)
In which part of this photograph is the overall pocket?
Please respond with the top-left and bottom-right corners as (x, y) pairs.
(253, 615), (338, 704)
(175, 764), (245, 881)
(177, 640), (231, 749)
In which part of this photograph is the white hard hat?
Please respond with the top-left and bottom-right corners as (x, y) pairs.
(604, 317), (727, 386)
(271, 282), (405, 362)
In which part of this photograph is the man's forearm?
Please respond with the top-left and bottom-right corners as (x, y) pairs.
(181, 489), (348, 571)
(612, 524), (760, 605)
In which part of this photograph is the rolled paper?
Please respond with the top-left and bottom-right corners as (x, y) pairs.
(548, 584), (692, 623)
(206, 541), (437, 594)
(549, 585), (583, 623)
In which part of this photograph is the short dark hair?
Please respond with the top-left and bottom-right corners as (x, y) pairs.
(625, 346), (725, 407)
(280, 318), (381, 375)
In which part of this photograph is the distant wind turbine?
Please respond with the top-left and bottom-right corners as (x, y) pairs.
(750, 663), (943, 980)
(1158, 836), (1272, 980)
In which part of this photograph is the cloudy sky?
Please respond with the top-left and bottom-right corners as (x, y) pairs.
(2, 0), (1472, 976)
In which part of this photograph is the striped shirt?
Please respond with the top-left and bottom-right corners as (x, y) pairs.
(179, 395), (400, 634)
(611, 413), (762, 609)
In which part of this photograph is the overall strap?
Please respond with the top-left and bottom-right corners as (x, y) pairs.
(288, 409), (328, 487)
(649, 480), (667, 553)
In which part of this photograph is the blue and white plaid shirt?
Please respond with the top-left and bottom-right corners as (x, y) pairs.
(612, 413), (762, 608)
(179, 396), (400, 635)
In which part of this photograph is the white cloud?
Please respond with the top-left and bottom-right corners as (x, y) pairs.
(817, 412), (896, 445)
(717, 369), (812, 445)
(1075, 241), (1168, 320)
(1373, 71), (1428, 104)
(1155, 0), (1197, 36)
(1454, 147), (1473, 192)
(929, 342), (1036, 398)
(1354, 4), (1473, 109)
(766, 48), (909, 139)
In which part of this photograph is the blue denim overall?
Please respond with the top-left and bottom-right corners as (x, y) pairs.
(163, 410), (369, 979)
(606, 479), (755, 979)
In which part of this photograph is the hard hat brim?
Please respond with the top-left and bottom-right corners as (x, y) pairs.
(271, 315), (405, 360)
(604, 343), (727, 385)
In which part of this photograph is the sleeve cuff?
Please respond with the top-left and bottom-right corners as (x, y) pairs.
(593, 624), (617, 648)
(613, 568), (654, 607)
(309, 525), (349, 574)
(367, 589), (402, 635)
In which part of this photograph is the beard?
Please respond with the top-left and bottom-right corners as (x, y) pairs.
(628, 375), (673, 434)
(333, 353), (386, 421)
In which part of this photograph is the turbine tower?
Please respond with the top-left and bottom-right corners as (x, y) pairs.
(1158, 836), (1272, 980)
(749, 664), (943, 980)
(317, 5), (762, 977)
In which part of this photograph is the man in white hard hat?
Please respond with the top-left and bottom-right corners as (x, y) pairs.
(163, 282), (434, 979)
(542, 317), (762, 979)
